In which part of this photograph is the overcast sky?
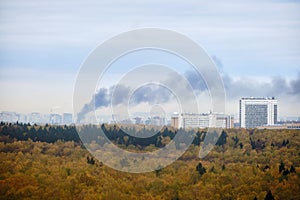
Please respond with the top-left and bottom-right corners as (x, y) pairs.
(0, 0), (300, 119)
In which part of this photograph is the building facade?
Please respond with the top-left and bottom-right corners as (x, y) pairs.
(171, 114), (179, 129)
(239, 97), (278, 128)
(171, 112), (232, 129)
(258, 123), (300, 130)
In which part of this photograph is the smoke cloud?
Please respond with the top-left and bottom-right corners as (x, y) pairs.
(290, 72), (300, 95)
(77, 84), (175, 122)
(130, 85), (172, 105)
(77, 56), (300, 121)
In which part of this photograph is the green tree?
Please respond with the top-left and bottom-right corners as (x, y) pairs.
(279, 161), (285, 173)
(290, 165), (296, 173)
(196, 162), (206, 176)
(87, 156), (95, 165)
(264, 190), (275, 200)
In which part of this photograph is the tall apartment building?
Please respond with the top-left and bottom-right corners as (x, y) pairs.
(171, 113), (179, 129)
(239, 97), (278, 128)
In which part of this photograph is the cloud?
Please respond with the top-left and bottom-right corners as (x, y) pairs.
(211, 56), (300, 99)
(222, 71), (300, 99)
(2, 0), (299, 117)
(184, 70), (207, 92)
(94, 88), (110, 108)
(77, 54), (300, 121)
(129, 85), (172, 105)
(77, 88), (109, 122)
(290, 72), (300, 95)
(110, 85), (131, 105)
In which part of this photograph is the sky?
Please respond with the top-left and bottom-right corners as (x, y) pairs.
(0, 0), (300, 120)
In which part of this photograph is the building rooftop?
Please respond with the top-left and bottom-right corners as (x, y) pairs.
(241, 97), (276, 100)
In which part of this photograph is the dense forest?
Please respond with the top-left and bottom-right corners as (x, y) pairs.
(0, 122), (227, 149)
(0, 122), (299, 199)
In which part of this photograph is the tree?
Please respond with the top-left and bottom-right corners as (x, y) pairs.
(209, 166), (215, 173)
(263, 165), (270, 172)
(155, 168), (162, 177)
(87, 156), (95, 165)
(282, 139), (289, 147)
(279, 161), (285, 173)
(290, 165), (296, 173)
(264, 190), (275, 200)
(196, 162), (206, 176)
(222, 164), (226, 171)
(239, 143), (243, 149)
(216, 131), (227, 146)
(282, 169), (290, 176)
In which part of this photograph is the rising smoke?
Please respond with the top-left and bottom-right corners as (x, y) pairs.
(77, 56), (300, 121)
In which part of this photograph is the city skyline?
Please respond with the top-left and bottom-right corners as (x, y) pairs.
(0, 111), (74, 125)
(2, 99), (300, 126)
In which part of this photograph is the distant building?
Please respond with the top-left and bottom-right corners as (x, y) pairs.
(171, 113), (179, 129)
(258, 123), (300, 130)
(171, 112), (232, 129)
(182, 113), (209, 129)
(50, 114), (62, 125)
(0, 111), (18, 123)
(150, 116), (165, 126)
(29, 112), (43, 124)
(215, 114), (233, 129)
(63, 113), (73, 125)
(286, 123), (300, 129)
(133, 117), (142, 125)
(18, 113), (28, 123)
(239, 97), (278, 128)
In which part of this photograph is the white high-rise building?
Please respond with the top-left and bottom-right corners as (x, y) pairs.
(239, 97), (278, 128)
